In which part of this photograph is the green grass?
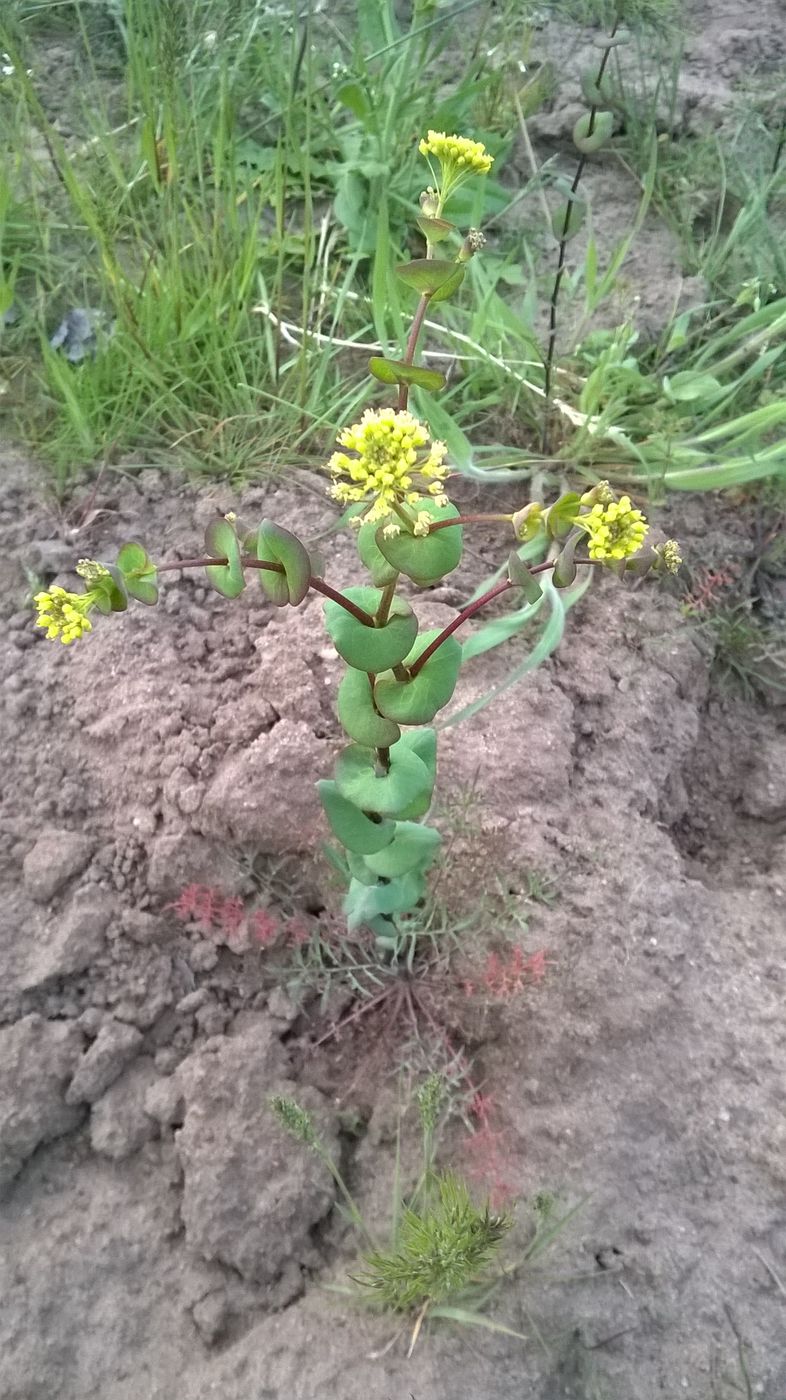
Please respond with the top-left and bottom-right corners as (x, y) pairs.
(1, 0), (785, 501)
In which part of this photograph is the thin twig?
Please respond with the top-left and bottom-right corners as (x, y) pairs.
(541, 15), (620, 453)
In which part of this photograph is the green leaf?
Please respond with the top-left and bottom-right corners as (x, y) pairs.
(427, 265), (465, 305)
(92, 564), (128, 615)
(344, 871), (425, 927)
(416, 215), (455, 244)
(572, 110), (614, 154)
(318, 780), (395, 855)
(545, 492), (581, 540)
(334, 742), (432, 818)
(662, 371), (724, 403)
(336, 80), (372, 126)
(363, 821), (441, 877)
(376, 500), (463, 585)
(552, 530), (581, 588)
(550, 198), (587, 243)
(580, 70), (612, 106)
(356, 521), (398, 586)
(255, 519), (311, 607)
(368, 357), (446, 393)
(205, 519), (245, 599)
(374, 632), (462, 724)
(508, 552), (543, 603)
(116, 541), (158, 605)
(346, 852), (380, 886)
(337, 667), (401, 747)
(394, 728), (437, 819)
(395, 258), (461, 297)
(324, 587), (418, 671)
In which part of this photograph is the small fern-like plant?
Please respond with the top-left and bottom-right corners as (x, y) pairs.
(271, 1078), (514, 1354)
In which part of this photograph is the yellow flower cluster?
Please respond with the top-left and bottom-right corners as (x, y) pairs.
(34, 585), (95, 644)
(576, 496), (649, 562)
(418, 131), (493, 177)
(329, 408), (449, 529)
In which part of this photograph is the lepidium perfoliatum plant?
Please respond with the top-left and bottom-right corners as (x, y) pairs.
(33, 130), (681, 953)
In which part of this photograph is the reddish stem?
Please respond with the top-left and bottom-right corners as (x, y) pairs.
(155, 555), (376, 626)
(398, 294), (430, 410)
(409, 577), (514, 676)
(408, 557), (600, 676)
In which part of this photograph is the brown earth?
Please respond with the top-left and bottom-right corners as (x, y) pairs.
(2, 2), (786, 1397)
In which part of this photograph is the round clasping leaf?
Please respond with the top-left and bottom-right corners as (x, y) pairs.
(205, 519), (245, 598)
(318, 780), (395, 855)
(116, 541), (159, 605)
(356, 520), (398, 586)
(392, 728), (437, 819)
(256, 519), (311, 607)
(363, 821), (441, 878)
(374, 632), (462, 724)
(324, 587), (418, 671)
(334, 742), (431, 817)
(375, 500), (463, 585)
(338, 667), (401, 747)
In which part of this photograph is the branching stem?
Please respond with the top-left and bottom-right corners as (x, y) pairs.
(156, 556), (376, 626)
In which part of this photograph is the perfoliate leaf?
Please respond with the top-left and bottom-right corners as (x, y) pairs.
(374, 632), (462, 725)
(395, 258), (461, 297)
(334, 742), (432, 818)
(415, 215), (455, 244)
(552, 531), (581, 588)
(376, 500), (463, 585)
(116, 541), (158, 604)
(580, 70), (611, 106)
(572, 110), (614, 154)
(255, 519), (310, 607)
(368, 357), (446, 393)
(363, 821), (441, 877)
(344, 870), (426, 927)
(324, 587), (418, 671)
(356, 521), (398, 586)
(394, 728), (437, 820)
(337, 667), (401, 747)
(427, 265), (465, 305)
(545, 492), (582, 540)
(205, 519), (245, 599)
(317, 780), (395, 855)
(550, 198), (587, 242)
(591, 28), (631, 48)
(92, 563), (128, 614)
(508, 552), (544, 603)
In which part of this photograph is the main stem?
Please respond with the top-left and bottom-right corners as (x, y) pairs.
(398, 294), (430, 411)
(541, 15), (619, 455)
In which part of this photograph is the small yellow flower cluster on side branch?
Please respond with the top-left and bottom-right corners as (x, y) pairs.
(34, 585), (95, 644)
(33, 547), (158, 646)
(576, 495), (649, 562)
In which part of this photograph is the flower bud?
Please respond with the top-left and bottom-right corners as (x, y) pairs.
(458, 228), (486, 262)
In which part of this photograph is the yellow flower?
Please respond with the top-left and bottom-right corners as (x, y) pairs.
(419, 130), (493, 176)
(34, 585), (95, 644)
(418, 131), (493, 207)
(328, 408), (450, 528)
(574, 496), (649, 562)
